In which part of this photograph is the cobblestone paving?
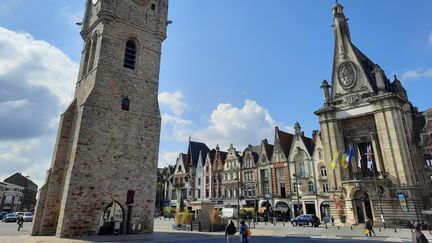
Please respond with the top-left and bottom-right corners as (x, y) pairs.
(1, 218), (432, 243)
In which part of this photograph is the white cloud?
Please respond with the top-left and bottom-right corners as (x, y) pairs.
(0, 27), (79, 187)
(0, 27), (78, 106)
(161, 113), (192, 142)
(401, 68), (432, 81)
(0, 99), (29, 113)
(0, 135), (55, 187)
(159, 151), (181, 167)
(192, 99), (288, 151)
(159, 91), (188, 116)
(158, 97), (291, 167)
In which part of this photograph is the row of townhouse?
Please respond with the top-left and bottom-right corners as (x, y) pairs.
(164, 122), (331, 220)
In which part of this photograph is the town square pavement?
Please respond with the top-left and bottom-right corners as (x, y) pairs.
(1, 218), (432, 242)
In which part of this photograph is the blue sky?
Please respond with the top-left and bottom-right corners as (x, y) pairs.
(0, 0), (431, 186)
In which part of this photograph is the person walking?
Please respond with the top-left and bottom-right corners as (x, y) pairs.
(225, 219), (236, 243)
(365, 218), (376, 237)
(17, 215), (24, 231)
(239, 220), (250, 243)
(412, 222), (429, 243)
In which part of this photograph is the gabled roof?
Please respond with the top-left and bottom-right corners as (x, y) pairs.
(276, 128), (294, 158)
(262, 139), (274, 160)
(301, 135), (315, 156)
(187, 141), (210, 169)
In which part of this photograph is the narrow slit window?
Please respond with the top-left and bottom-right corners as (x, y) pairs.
(124, 40), (137, 69)
(121, 98), (130, 111)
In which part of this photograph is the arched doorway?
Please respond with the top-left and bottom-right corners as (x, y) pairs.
(274, 201), (291, 220)
(352, 190), (373, 224)
(320, 201), (330, 221)
(99, 201), (124, 235)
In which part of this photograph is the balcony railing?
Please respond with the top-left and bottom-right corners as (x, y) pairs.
(341, 171), (384, 181)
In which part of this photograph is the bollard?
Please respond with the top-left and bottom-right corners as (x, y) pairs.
(283, 222), (285, 226)
(325, 224), (328, 229)
(394, 228), (397, 233)
(265, 222), (267, 226)
(337, 226), (340, 230)
(350, 226), (353, 230)
(378, 227), (381, 232)
(410, 228), (413, 233)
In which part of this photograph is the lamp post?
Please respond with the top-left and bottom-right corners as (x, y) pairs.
(368, 132), (386, 229)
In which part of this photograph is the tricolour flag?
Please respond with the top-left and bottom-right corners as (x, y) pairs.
(357, 145), (362, 168)
(331, 150), (339, 170)
(346, 146), (354, 165)
(366, 143), (373, 169)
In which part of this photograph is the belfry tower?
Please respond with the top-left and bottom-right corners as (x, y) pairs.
(32, 0), (169, 237)
(315, 2), (428, 226)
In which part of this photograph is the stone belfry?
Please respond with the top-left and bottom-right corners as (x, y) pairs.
(315, 2), (428, 226)
(32, 0), (169, 237)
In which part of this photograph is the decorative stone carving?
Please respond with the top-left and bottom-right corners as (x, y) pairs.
(345, 93), (360, 105)
(132, 0), (150, 7)
(334, 93), (344, 98)
(338, 61), (357, 90)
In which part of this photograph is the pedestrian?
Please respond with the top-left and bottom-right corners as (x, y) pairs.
(17, 215), (24, 231)
(412, 222), (429, 243)
(364, 218), (376, 237)
(225, 219), (236, 243)
(239, 220), (250, 243)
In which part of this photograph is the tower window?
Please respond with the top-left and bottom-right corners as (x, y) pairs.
(151, 4), (156, 11)
(121, 98), (130, 111)
(124, 40), (137, 69)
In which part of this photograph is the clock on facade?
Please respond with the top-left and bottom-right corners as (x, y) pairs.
(92, 0), (99, 5)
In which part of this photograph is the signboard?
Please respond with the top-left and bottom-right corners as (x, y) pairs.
(398, 193), (408, 212)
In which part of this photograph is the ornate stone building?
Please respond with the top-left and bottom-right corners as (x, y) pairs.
(222, 144), (242, 208)
(210, 146), (227, 207)
(315, 2), (428, 226)
(241, 144), (259, 209)
(32, 0), (169, 237)
(271, 127), (293, 215)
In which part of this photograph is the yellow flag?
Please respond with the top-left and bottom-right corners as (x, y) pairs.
(331, 150), (338, 170)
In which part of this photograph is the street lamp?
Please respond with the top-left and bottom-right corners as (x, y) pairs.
(369, 132), (386, 229)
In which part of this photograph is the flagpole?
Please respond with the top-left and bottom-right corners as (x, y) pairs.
(369, 132), (386, 229)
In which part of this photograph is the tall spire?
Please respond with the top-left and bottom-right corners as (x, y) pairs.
(332, 1), (351, 59)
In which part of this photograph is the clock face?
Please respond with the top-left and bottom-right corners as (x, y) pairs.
(92, 0), (99, 5)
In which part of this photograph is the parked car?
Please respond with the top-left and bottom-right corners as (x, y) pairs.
(23, 212), (33, 222)
(3, 213), (17, 223)
(291, 214), (320, 227)
(0, 212), (8, 220)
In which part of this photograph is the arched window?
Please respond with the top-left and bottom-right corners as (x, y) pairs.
(121, 98), (130, 111)
(81, 40), (91, 78)
(87, 33), (98, 72)
(320, 166), (327, 177)
(124, 40), (137, 69)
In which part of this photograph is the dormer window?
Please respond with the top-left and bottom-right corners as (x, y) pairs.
(124, 40), (137, 69)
